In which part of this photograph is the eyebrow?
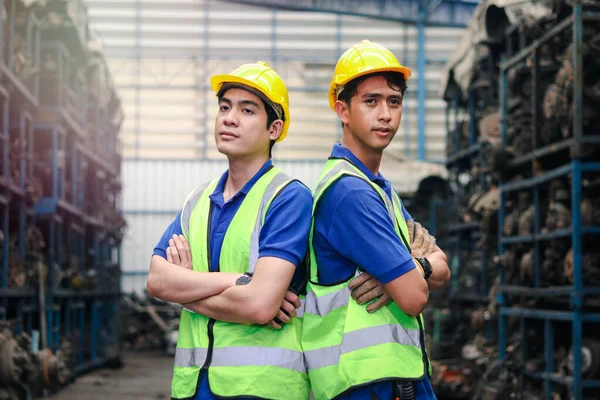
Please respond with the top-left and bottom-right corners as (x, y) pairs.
(220, 97), (261, 109)
(362, 92), (403, 100)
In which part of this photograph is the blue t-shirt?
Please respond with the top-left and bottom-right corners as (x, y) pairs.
(312, 144), (437, 400)
(153, 159), (312, 400)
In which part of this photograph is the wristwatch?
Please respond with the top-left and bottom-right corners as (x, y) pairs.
(414, 257), (433, 280)
(235, 272), (253, 286)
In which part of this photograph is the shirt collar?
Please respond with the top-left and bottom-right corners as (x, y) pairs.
(210, 159), (274, 204)
(330, 143), (388, 187)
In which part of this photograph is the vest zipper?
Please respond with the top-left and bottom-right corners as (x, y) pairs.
(201, 319), (216, 371)
(202, 204), (216, 372)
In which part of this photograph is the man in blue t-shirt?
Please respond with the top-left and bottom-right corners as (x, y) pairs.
(146, 62), (312, 400)
(309, 40), (451, 399)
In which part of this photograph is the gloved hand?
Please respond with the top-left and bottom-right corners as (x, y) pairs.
(348, 272), (392, 313)
(407, 220), (437, 257)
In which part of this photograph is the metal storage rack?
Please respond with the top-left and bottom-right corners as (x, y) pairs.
(0, 0), (41, 336)
(497, 4), (600, 399)
(0, 1), (124, 391)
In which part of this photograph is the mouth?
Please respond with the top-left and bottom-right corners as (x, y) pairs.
(372, 127), (392, 136)
(219, 130), (238, 139)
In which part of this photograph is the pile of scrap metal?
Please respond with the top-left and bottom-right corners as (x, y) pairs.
(119, 292), (181, 355)
(0, 321), (75, 400)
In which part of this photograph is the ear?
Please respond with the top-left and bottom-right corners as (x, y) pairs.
(268, 119), (284, 141)
(334, 100), (350, 125)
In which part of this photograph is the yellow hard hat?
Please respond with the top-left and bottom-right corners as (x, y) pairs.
(328, 40), (412, 110)
(210, 61), (290, 142)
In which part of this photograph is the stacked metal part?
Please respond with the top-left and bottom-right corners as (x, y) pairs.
(119, 293), (182, 356)
(438, 0), (600, 399)
(0, 0), (124, 398)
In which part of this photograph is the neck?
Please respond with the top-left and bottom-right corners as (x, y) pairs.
(224, 154), (269, 200)
(341, 130), (382, 175)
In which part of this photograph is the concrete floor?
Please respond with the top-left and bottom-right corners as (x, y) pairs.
(48, 351), (173, 400)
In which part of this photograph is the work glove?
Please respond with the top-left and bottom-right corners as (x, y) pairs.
(349, 221), (437, 314)
(407, 219), (437, 257)
(348, 272), (392, 313)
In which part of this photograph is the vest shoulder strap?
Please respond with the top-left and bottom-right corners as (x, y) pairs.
(180, 178), (219, 240)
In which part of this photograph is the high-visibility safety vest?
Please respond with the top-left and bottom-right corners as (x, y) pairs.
(171, 166), (310, 400)
(301, 158), (432, 400)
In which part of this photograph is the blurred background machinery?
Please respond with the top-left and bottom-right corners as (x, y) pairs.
(0, 0), (124, 397)
(435, 0), (600, 399)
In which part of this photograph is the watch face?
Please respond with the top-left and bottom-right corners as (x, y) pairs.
(236, 274), (252, 286)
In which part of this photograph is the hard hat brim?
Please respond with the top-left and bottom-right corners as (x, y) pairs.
(210, 74), (290, 142)
(328, 66), (412, 110)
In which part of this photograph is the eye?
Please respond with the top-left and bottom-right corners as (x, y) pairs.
(219, 105), (229, 112)
(365, 98), (376, 105)
(389, 98), (402, 106)
(242, 108), (254, 115)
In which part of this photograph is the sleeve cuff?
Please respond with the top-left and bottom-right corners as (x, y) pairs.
(377, 258), (416, 284)
(259, 249), (300, 266)
(153, 248), (167, 259)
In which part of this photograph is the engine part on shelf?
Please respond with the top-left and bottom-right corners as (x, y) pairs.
(564, 248), (600, 285)
(0, 327), (36, 389)
(542, 240), (571, 285)
(471, 307), (493, 333)
(0, 322), (76, 399)
(447, 119), (470, 155)
(38, 339), (75, 389)
(568, 338), (600, 379)
(544, 33), (600, 144)
(120, 293), (181, 354)
(543, 201), (571, 233)
(518, 205), (535, 236)
(464, 187), (500, 250)
(519, 249), (535, 286)
(503, 190), (531, 237)
(478, 110), (501, 144)
(581, 197), (600, 227)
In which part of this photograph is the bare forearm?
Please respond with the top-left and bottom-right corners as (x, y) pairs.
(427, 248), (450, 291)
(386, 266), (429, 317)
(146, 255), (238, 303)
(184, 285), (272, 325)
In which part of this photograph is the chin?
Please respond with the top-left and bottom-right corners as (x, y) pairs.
(370, 140), (392, 152)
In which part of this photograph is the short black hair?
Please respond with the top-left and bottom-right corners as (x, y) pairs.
(337, 71), (407, 110)
(217, 83), (283, 157)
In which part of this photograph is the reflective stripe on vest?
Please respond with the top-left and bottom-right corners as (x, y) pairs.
(172, 167), (309, 400)
(174, 346), (306, 373)
(301, 158), (429, 400)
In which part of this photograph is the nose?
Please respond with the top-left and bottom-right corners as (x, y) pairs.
(223, 109), (239, 127)
(378, 104), (392, 122)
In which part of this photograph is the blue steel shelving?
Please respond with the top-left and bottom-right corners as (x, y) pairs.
(425, 76), (497, 364)
(0, 0), (41, 337)
(33, 34), (123, 374)
(0, 0), (123, 387)
(497, 4), (600, 399)
(444, 86), (494, 310)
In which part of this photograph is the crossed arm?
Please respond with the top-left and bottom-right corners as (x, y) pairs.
(146, 234), (299, 328)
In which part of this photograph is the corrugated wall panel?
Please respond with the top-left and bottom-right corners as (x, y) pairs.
(86, 0), (465, 162)
(122, 159), (324, 212)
